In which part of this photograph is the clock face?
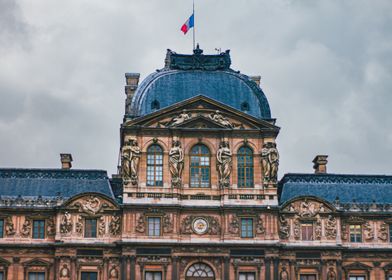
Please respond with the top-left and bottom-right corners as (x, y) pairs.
(192, 218), (208, 235)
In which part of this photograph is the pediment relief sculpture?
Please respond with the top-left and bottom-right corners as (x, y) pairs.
(285, 199), (332, 217)
(5, 216), (16, 236)
(121, 139), (140, 185)
(209, 110), (234, 128)
(160, 109), (193, 127)
(169, 139), (184, 187)
(60, 212), (72, 235)
(216, 141), (232, 188)
(71, 195), (115, 215)
(261, 142), (279, 185)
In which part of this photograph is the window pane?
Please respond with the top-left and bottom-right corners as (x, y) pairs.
(28, 272), (45, 280)
(0, 219), (3, 238)
(81, 272), (98, 280)
(85, 219), (97, 238)
(190, 145), (210, 188)
(241, 218), (253, 238)
(147, 145), (163, 187)
(33, 220), (45, 239)
(238, 147), (254, 188)
(148, 217), (161, 236)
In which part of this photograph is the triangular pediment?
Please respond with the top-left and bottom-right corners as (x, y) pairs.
(123, 95), (279, 132)
(343, 262), (372, 271)
(22, 258), (51, 267)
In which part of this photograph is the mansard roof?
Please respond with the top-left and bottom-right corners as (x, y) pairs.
(0, 168), (114, 208)
(279, 173), (392, 206)
(129, 46), (272, 120)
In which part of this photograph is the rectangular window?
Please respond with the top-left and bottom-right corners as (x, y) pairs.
(85, 219), (97, 238)
(28, 272), (45, 280)
(389, 224), (392, 243)
(300, 275), (317, 280)
(0, 219), (3, 238)
(0, 272), (3, 280)
(349, 276), (365, 280)
(301, 222), (314, 241)
(81, 272), (98, 280)
(145, 271), (162, 280)
(148, 217), (161, 236)
(32, 220), (45, 239)
(350, 224), (362, 242)
(239, 272), (256, 280)
(241, 218), (253, 238)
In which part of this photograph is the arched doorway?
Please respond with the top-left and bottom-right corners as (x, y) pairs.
(185, 262), (215, 280)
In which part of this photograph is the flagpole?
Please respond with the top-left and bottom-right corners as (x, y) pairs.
(193, 0), (195, 50)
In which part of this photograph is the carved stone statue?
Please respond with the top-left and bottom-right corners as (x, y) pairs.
(59, 264), (70, 279)
(279, 215), (290, 239)
(364, 221), (374, 241)
(325, 215), (337, 240)
(378, 222), (388, 241)
(5, 216), (16, 236)
(280, 267), (289, 280)
(216, 141), (232, 188)
(135, 214), (145, 233)
(109, 265), (119, 280)
(162, 213), (173, 233)
(20, 218), (31, 238)
(75, 215), (83, 235)
(46, 218), (56, 236)
(60, 212), (72, 234)
(209, 110), (233, 128)
(261, 142), (279, 184)
(228, 215), (240, 234)
(121, 139), (141, 184)
(327, 267), (336, 280)
(256, 215), (266, 235)
(169, 140), (184, 187)
(109, 215), (121, 236)
(169, 109), (192, 126)
(98, 216), (106, 236)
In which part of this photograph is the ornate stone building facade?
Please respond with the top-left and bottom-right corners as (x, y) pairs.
(0, 47), (392, 280)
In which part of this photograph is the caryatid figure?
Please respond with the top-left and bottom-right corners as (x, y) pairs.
(169, 140), (184, 187)
(261, 142), (279, 184)
(121, 139), (141, 184)
(217, 141), (232, 188)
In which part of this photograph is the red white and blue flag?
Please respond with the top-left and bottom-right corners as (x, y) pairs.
(181, 13), (194, 34)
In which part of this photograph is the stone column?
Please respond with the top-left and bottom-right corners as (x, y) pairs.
(71, 257), (77, 280)
(126, 257), (131, 280)
(121, 256), (126, 280)
(172, 257), (178, 280)
(224, 257), (230, 280)
(265, 257), (271, 280)
(273, 258), (279, 280)
(337, 260), (342, 280)
(130, 256), (136, 280)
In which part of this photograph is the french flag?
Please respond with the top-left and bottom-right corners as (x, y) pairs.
(181, 13), (194, 34)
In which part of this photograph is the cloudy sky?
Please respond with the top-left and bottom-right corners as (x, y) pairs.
(1, 0), (392, 178)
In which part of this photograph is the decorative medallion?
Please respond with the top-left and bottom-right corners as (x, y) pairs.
(192, 218), (209, 235)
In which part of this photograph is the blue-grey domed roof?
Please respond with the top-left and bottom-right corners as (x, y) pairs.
(129, 47), (272, 119)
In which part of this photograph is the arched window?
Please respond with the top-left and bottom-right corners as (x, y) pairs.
(190, 144), (210, 188)
(237, 146), (254, 188)
(186, 263), (214, 279)
(151, 100), (160, 111)
(241, 101), (250, 112)
(146, 145), (163, 186)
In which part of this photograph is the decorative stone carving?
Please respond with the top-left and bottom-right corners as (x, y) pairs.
(109, 265), (119, 280)
(78, 195), (103, 215)
(364, 221), (374, 241)
(121, 139), (141, 184)
(261, 142), (279, 184)
(20, 218), (31, 238)
(46, 218), (56, 237)
(75, 215), (83, 235)
(299, 199), (319, 217)
(5, 216), (16, 236)
(98, 216), (106, 236)
(280, 267), (289, 280)
(109, 215), (121, 236)
(294, 218), (301, 240)
(181, 215), (221, 235)
(167, 109), (192, 126)
(256, 215), (266, 235)
(60, 212), (73, 234)
(169, 140), (184, 187)
(378, 222), (388, 241)
(163, 213), (173, 233)
(216, 141), (232, 188)
(209, 110), (233, 128)
(315, 217), (322, 240)
(59, 264), (70, 279)
(279, 215), (290, 239)
(228, 215), (240, 234)
(327, 267), (336, 280)
(325, 215), (337, 240)
(341, 223), (348, 240)
(135, 214), (145, 233)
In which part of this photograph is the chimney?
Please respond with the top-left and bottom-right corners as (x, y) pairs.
(60, 154), (73, 169)
(250, 75), (261, 86)
(124, 73), (140, 115)
(313, 155), (328, 174)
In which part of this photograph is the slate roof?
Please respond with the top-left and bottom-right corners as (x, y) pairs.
(0, 168), (114, 200)
(279, 173), (392, 205)
(129, 47), (271, 119)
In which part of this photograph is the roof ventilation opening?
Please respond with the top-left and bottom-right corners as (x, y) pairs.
(313, 155), (328, 174)
(151, 100), (160, 111)
(241, 102), (250, 112)
(60, 153), (73, 170)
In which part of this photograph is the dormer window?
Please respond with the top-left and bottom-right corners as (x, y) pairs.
(241, 101), (250, 112)
(151, 100), (160, 111)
